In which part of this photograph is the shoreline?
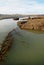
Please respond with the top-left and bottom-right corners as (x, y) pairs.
(0, 29), (14, 60)
(17, 17), (44, 31)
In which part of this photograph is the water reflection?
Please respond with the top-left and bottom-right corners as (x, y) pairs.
(0, 19), (18, 43)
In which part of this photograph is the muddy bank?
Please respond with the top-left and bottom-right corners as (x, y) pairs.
(17, 18), (44, 31)
(0, 30), (14, 60)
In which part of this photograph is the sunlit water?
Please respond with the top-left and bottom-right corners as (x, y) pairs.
(0, 19), (17, 43)
(0, 19), (44, 65)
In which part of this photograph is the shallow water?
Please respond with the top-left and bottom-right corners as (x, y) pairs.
(0, 19), (17, 43)
(0, 19), (44, 65)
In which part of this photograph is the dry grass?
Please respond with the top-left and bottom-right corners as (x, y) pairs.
(17, 18), (44, 31)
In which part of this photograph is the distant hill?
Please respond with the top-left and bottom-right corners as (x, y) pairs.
(0, 14), (44, 20)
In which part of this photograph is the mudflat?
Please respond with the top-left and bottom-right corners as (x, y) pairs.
(17, 17), (44, 31)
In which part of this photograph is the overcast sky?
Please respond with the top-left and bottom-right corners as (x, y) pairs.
(0, 0), (44, 14)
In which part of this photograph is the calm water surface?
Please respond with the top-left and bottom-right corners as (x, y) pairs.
(0, 19), (44, 65)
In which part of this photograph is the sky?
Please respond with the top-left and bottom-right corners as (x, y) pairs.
(0, 0), (44, 14)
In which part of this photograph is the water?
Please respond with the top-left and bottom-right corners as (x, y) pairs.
(0, 19), (44, 65)
(0, 19), (17, 43)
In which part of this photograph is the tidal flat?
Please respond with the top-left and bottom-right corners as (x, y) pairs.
(0, 18), (44, 65)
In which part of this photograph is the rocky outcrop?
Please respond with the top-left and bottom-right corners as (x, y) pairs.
(13, 17), (19, 20)
(17, 18), (44, 31)
(0, 30), (14, 60)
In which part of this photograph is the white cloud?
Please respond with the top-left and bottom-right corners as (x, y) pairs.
(0, 0), (44, 14)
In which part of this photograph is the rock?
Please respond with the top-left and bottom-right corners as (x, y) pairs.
(0, 29), (14, 60)
(13, 17), (19, 20)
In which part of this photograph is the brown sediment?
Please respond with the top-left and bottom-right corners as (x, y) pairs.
(0, 30), (14, 60)
(17, 17), (44, 31)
